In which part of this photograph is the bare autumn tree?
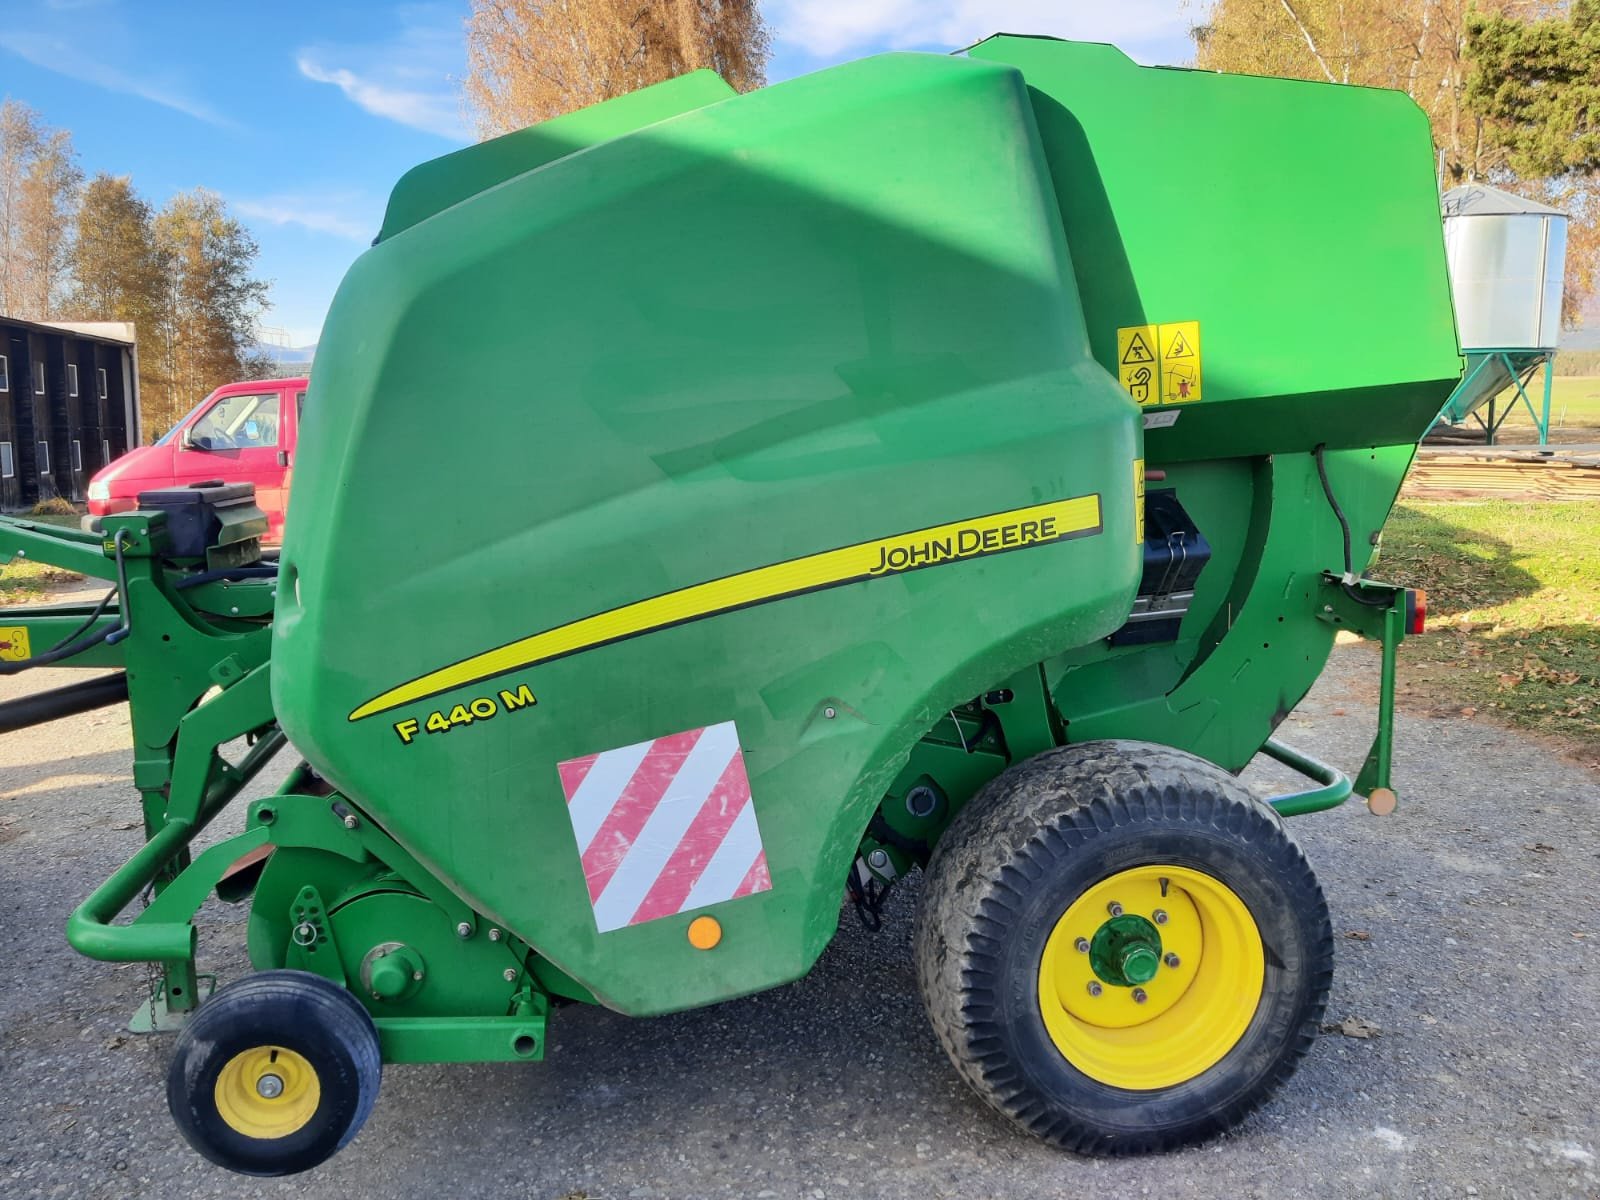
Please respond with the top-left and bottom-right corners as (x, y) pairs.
(0, 98), (81, 318)
(148, 190), (271, 436)
(465, 0), (771, 138)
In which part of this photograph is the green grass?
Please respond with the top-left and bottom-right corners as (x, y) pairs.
(0, 557), (86, 606)
(0, 512), (88, 605)
(1489, 374), (1600, 442)
(1381, 500), (1599, 748)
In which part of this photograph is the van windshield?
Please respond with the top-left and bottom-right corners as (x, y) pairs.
(155, 396), (212, 446)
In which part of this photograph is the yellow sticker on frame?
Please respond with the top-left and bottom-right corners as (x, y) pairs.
(0, 626), (30, 662)
(1158, 320), (1202, 404)
(1116, 325), (1158, 405)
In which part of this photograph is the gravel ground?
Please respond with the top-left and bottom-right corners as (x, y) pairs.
(1, 640), (1597, 1200)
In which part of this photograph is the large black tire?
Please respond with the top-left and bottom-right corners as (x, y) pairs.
(167, 970), (382, 1176)
(914, 740), (1333, 1155)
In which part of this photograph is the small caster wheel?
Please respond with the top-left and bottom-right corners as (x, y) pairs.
(167, 969), (381, 1176)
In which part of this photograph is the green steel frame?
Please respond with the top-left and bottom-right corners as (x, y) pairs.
(1, 494), (1412, 1060)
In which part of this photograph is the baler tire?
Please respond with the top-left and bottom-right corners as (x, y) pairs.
(913, 739), (1332, 1155)
(166, 969), (382, 1176)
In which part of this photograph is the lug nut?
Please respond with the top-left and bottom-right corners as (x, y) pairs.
(1086, 981), (1103, 997)
(255, 1074), (284, 1099)
(1152, 909), (1169, 925)
(1164, 952), (1180, 968)
(1074, 937), (1090, 953)
(1132, 988), (1148, 1004)
(1107, 901), (1124, 917)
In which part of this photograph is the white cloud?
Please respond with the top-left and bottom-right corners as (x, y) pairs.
(297, 55), (466, 141)
(769, 1), (1194, 61)
(0, 30), (231, 126)
(295, 5), (468, 141)
(234, 196), (374, 244)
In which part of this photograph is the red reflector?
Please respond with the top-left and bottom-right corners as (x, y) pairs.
(1406, 588), (1427, 635)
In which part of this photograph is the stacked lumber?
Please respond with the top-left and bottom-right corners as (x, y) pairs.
(1402, 444), (1600, 500)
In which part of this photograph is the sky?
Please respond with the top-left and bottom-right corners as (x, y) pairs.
(0, 1), (1199, 348)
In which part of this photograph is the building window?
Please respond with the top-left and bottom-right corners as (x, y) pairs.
(0, 443), (12, 479)
(72, 440), (83, 472)
(102, 439), (112, 465)
(97, 367), (108, 399)
(67, 363), (79, 396)
(33, 361), (45, 394)
(0, 354), (9, 391)
(36, 441), (49, 475)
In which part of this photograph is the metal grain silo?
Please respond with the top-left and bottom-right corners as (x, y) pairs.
(1442, 183), (1566, 350)
(1436, 184), (1568, 442)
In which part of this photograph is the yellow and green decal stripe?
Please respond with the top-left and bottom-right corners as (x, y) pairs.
(349, 494), (1102, 722)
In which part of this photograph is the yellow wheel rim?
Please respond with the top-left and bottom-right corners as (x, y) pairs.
(213, 1046), (321, 1139)
(1037, 865), (1265, 1090)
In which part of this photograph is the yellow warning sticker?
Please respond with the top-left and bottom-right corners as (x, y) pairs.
(0, 626), (31, 662)
(1116, 325), (1158, 405)
(1115, 320), (1203, 406)
(1133, 459), (1146, 545)
(1158, 320), (1202, 404)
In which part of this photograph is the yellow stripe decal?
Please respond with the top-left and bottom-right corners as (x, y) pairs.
(349, 494), (1102, 722)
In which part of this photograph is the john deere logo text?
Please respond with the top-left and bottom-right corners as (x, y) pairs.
(870, 515), (1064, 575)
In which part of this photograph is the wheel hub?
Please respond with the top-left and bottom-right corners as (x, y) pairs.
(213, 1046), (321, 1140)
(1088, 913), (1163, 987)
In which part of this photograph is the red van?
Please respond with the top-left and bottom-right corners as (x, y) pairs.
(86, 377), (307, 544)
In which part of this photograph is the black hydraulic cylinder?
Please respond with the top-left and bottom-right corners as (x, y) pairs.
(0, 673), (130, 734)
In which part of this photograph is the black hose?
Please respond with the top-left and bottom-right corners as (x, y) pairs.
(0, 587), (123, 675)
(1313, 444), (1393, 609)
(0, 561), (278, 676)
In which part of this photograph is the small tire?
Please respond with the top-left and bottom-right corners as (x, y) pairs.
(914, 740), (1333, 1155)
(167, 970), (381, 1176)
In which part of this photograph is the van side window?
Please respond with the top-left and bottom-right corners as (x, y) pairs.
(190, 393), (281, 450)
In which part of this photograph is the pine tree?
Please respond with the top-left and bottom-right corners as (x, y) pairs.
(465, 0), (771, 137)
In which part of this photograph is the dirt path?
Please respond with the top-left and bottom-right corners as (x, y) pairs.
(1, 643), (1596, 1199)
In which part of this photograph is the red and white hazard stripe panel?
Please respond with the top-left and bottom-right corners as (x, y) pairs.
(556, 720), (772, 933)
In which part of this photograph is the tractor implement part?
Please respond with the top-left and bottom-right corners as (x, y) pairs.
(0, 671), (128, 733)
(1261, 739), (1353, 818)
(6, 33), (1466, 1176)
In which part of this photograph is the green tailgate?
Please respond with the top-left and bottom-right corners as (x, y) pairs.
(971, 36), (1462, 460)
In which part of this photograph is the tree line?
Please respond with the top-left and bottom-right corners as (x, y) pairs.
(1193, 0), (1600, 325)
(0, 99), (269, 439)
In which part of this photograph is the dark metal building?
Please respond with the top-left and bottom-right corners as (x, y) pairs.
(0, 316), (139, 509)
